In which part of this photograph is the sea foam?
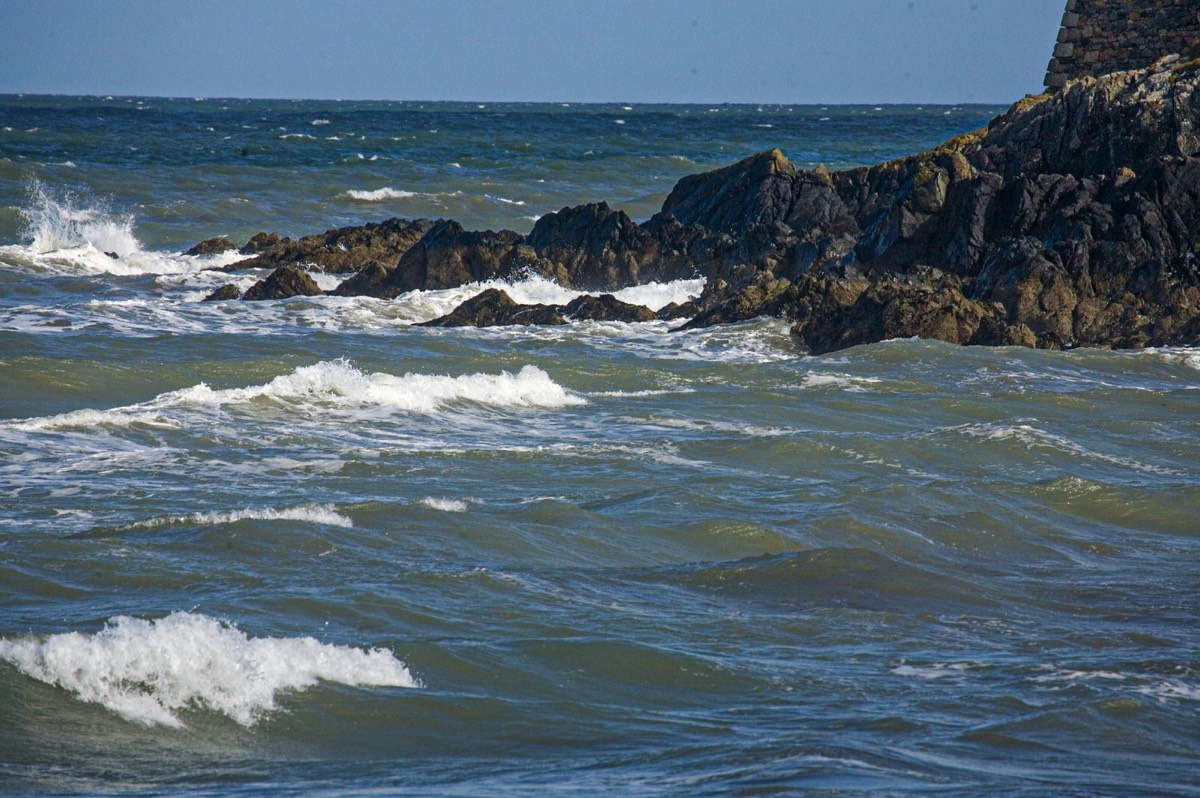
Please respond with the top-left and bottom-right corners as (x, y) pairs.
(7, 360), (585, 431)
(0, 612), (418, 727)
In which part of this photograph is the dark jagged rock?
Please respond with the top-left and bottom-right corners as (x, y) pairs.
(239, 232), (282, 255)
(184, 237), (237, 257)
(104, 251), (119, 260)
(228, 219), (433, 274)
(527, 202), (697, 290)
(329, 262), (390, 297)
(421, 289), (659, 328)
(419, 288), (566, 327)
(376, 221), (539, 298)
(563, 293), (657, 323)
(242, 265), (323, 301)
(203, 283), (241, 301)
(656, 301), (701, 321)
(678, 274), (805, 330)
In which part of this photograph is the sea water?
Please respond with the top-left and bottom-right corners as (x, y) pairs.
(1, 96), (1198, 796)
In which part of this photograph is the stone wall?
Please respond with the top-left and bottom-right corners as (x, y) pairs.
(1045, 0), (1200, 88)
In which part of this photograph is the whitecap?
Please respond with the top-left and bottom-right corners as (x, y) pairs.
(5, 360), (585, 430)
(124, 502), (353, 530)
(799, 372), (882, 392)
(419, 497), (470, 512)
(0, 612), (417, 727)
(311, 118), (331, 125)
(341, 187), (420, 202)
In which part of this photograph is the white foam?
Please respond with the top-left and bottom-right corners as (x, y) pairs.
(4, 181), (226, 277)
(311, 118), (331, 125)
(610, 278), (704, 311)
(6, 360), (585, 430)
(0, 612), (417, 727)
(125, 503), (353, 530)
(419, 497), (469, 512)
(340, 187), (428, 202)
(800, 372), (882, 392)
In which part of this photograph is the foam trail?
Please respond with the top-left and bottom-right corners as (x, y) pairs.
(0, 612), (419, 727)
(125, 503), (353, 530)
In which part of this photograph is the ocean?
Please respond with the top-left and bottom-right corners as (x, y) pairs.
(1, 95), (1198, 797)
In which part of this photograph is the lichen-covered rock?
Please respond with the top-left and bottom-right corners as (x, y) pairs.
(242, 265), (323, 301)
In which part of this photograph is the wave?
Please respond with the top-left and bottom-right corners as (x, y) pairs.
(121, 503), (354, 531)
(0, 612), (417, 727)
(1, 181), (239, 276)
(23, 180), (139, 258)
(6, 360), (585, 431)
(342, 187), (420, 201)
(419, 497), (470, 512)
(948, 422), (1181, 475)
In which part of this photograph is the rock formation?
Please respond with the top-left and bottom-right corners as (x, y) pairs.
(193, 61), (1200, 354)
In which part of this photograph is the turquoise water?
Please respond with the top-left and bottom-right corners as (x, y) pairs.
(1, 97), (1199, 797)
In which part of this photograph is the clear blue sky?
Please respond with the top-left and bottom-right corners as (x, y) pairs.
(0, 0), (1065, 103)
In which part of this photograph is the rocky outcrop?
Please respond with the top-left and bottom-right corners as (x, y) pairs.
(420, 290), (659, 328)
(184, 237), (237, 257)
(239, 232), (283, 255)
(418, 288), (567, 327)
(367, 222), (534, 297)
(217, 61), (1200, 354)
(242, 265), (323, 301)
(219, 219), (434, 274)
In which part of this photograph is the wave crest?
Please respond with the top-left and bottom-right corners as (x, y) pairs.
(0, 612), (418, 727)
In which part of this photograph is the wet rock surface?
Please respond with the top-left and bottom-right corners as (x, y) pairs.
(242, 265), (324, 301)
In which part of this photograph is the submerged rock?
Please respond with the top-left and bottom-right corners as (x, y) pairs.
(203, 283), (241, 302)
(419, 288), (663, 328)
(242, 265), (323, 301)
(563, 294), (657, 323)
(419, 288), (566, 327)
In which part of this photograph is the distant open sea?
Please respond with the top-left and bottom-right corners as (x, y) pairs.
(1, 95), (1198, 797)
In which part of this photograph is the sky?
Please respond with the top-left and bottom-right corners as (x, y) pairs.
(0, 0), (1066, 104)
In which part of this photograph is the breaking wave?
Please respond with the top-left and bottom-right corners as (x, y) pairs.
(6, 360), (585, 431)
(0, 612), (418, 727)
